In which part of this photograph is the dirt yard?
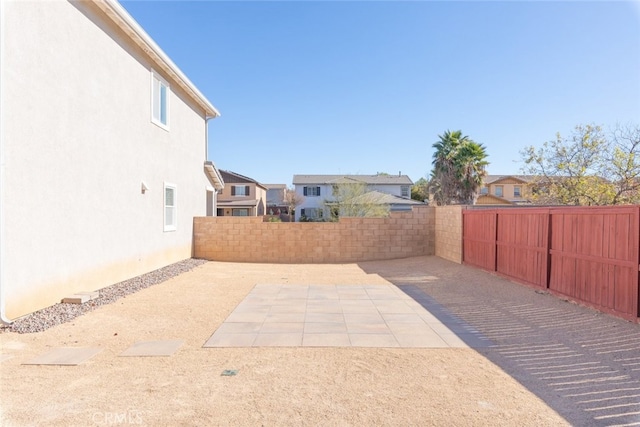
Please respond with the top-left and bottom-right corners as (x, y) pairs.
(0, 258), (569, 426)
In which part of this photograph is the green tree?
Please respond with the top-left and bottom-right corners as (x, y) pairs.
(322, 180), (390, 221)
(411, 177), (429, 202)
(429, 130), (489, 205)
(521, 124), (640, 205)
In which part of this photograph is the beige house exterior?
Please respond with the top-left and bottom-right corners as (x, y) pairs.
(0, 0), (224, 320)
(217, 170), (268, 217)
(476, 175), (533, 206)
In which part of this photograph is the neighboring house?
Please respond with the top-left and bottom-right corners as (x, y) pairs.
(217, 171), (268, 217)
(0, 0), (224, 321)
(476, 175), (534, 205)
(292, 174), (415, 221)
(265, 184), (289, 216)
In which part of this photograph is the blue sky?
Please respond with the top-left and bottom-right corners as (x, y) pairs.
(121, 1), (640, 186)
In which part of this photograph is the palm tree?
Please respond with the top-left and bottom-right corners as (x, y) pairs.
(430, 130), (488, 205)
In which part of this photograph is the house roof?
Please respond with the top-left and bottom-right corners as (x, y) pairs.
(484, 175), (535, 184)
(220, 170), (268, 190)
(293, 174), (414, 186)
(356, 191), (425, 205)
(94, 0), (219, 118)
(264, 184), (287, 190)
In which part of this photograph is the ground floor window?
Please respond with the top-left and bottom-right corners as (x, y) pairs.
(232, 209), (249, 216)
(164, 183), (177, 231)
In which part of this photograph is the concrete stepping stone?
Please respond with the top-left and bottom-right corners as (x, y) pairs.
(119, 340), (183, 357)
(24, 347), (101, 365)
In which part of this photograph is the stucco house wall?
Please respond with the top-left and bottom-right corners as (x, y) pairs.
(1, 0), (221, 319)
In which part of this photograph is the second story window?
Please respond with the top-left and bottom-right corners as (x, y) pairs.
(303, 186), (321, 197)
(151, 70), (170, 130)
(495, 185), (504, 197)
(401, 186), (410, 198)
(480, 186), (488, 195)
(514, 186), (521, 197)
(231, 185), (250, 196)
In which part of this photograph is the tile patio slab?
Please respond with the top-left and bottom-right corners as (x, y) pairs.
(204, 284), (490, 349)
(24, 347), (102, 365)
(119, 340), (184, 357)
(302, 333), (351, 347)
(203, 333), (257, 347)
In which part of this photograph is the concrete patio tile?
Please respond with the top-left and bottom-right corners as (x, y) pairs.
(306, 301), (343, 313)
(343, 313), (385, 324)
(349, 334), (400, 347)
(231, 304), (271, 314)
(253, 333), (303, 347)
(1, 354), (14, 363)
(259, 322), (304, 333)
(24, 347), (102, 365)
(435, 332), (470, 348)
(302, 333), (351, 347)
(215, 322), (263, 334)
(373, 301), (416, 314)
(393, 333), (449, 348)
(305, 313), (344, 323)
(418, 311), (443, 323)
(386, 322), (429, 334)
(304, 322), (348, 334)
(264, 313), (306, 323)
(366, 291), (402, 300)
(281, 285), (309, 291)
(270, 300), (308, 313)
(381, 313), (424, 323)
(225, 312), (269, 322)
(119, 340), (184, 357)
(428, 322), (460, 335)
(253, 284), (282, 292)
(346, 323), (391, 334)
(203, 333), (258, 347)
(308, 290), (340, 300)
(341, 306), (379, 314)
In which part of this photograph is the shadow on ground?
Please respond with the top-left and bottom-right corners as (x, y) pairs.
(359, 256), (640, 427)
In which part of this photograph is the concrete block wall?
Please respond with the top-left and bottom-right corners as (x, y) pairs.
(194, 206), (436, 263)
(434, 205), (463, 264)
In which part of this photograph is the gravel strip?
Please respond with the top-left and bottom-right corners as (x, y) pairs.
(0, 258), (208, 334)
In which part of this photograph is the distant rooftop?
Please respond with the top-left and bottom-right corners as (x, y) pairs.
(484, 175), (535, 184)
(293, 174), (413, 186)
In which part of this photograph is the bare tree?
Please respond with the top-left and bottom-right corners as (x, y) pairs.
(322, 180), (390, 221)
(521, 123), (640, 205)
(283, 188), (305, 222)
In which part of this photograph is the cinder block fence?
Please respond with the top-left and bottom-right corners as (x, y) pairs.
(194, 206), (441, 263)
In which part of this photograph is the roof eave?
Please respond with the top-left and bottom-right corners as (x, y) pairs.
(205, 161), (225, 191)
(95, 0), (220, 118)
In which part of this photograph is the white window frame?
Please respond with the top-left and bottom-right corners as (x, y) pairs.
(151, 69), (170, 130)
(514, 186), (522, 197)
(164, 182), (177, 232)
(495, 185), (504, 197)
(401, 186), (410, 198)
(304, 186), (321, 197)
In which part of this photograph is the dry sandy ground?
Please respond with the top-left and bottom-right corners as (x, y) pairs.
(0, 258), (568, 426)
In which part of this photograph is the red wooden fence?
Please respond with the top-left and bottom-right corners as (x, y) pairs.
(463, 206), (640, 322)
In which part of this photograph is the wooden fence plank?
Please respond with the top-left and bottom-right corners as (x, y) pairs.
(463, 205), (640, 322)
